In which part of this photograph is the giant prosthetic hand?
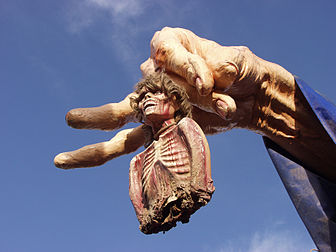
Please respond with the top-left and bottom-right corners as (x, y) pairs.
(55, 27), (335, 181)
(54, 27), (336, 249)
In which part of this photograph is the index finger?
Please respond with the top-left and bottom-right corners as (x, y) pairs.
(150, 27), (214, 96)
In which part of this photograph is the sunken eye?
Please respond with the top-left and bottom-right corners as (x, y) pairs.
(138, 89), (163, 103)
(138, 92), (146, 102)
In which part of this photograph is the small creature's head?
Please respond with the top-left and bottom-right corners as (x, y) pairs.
(131, 73), (192, 125)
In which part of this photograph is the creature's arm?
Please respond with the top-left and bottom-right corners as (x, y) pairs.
(54, 125), (146, 169)
(129, 155), (146, 218)
(177, 118), (214, 196)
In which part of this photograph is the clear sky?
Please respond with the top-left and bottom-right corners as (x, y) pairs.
(1, 0), (336, 251)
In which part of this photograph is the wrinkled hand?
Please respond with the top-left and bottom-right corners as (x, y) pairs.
(55, 27), (297, 170)
(144, 27), (248, 94)
(141, 27), (295, 126)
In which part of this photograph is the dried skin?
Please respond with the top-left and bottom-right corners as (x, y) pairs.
(129, 118), (214, 234)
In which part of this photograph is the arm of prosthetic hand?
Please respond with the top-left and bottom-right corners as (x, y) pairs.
(66, 93), (137, 131)
(54, 126), (146, 169)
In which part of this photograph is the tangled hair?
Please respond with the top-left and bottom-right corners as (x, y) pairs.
(131, 73), (192, 123)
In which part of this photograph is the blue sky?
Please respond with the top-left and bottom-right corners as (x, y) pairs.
(1, 0), (336, 251)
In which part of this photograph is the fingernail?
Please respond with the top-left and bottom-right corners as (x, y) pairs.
(196, 77), (207, 96)
(216, 100), (229, 119)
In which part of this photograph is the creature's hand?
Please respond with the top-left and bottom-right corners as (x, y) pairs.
(144, 28), (336, 182)
(54, 27), (296, 169)
(141, 27), (295, 129)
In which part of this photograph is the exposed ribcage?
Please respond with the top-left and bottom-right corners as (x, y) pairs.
(159, 132), (190, 175)
(141, 129), (191, 200)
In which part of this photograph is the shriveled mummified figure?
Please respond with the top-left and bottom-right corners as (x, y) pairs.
(129, 74), (214, 234)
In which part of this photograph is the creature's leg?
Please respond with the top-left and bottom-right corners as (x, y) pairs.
(54, 126), (146, 169)
(66, 93), (137, 131)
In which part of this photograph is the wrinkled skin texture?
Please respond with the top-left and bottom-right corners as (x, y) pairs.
(54, 27), (336, 182)
(129, 117), (214, 234)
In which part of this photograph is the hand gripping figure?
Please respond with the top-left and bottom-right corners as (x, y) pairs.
(55, 27), (336, 250)
(129, 74), (214, 234)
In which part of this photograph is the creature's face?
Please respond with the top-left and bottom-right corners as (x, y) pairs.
(138, 90), (177, 125)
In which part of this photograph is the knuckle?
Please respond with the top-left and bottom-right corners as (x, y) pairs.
(238, 46), (253, 57)
(161, 26), (173, 32)
(240, 45), (251, 52)
(154, 41), (174, 67)
(158, 41), (173, 52)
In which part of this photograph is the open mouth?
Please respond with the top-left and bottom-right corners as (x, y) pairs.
(143, 99), (158, 110)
